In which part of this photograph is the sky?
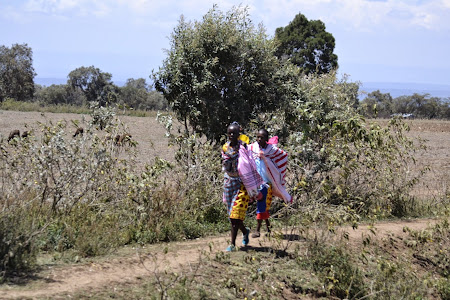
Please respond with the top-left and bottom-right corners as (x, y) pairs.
(1, 0), (450, 87)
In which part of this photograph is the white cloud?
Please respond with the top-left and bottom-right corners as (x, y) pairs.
(22, 0), (112, 17)
(254, 0), (450, 33)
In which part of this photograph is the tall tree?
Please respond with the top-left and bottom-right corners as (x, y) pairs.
(275, 13), (338, 75)
(0, 43), (36, 102)
(152, 5), (280, 142)
(67, 66), (118, 106)
(118, 78), (167, 110)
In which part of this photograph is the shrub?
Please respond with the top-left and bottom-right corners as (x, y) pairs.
(304, 240), (366, 298)
(0, 205), (41, 277)
(253, 71), (425, 221)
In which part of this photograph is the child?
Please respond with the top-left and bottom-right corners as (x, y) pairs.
(222, 122), (263, 251)
(249, 129), (291, 238)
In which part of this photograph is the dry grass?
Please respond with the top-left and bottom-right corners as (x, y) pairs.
(0, 110), (174, 164)
(372, 118), (450, 203)
(1, 110), (448, 197)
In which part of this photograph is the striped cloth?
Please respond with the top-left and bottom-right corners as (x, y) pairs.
(250, 143), (288, 185)
(238, 146), (263, 198)
(250, 142), (292, 203)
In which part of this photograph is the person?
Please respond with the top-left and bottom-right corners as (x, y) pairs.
(249, 129), (291, 238)
(222, 122), (263, 251)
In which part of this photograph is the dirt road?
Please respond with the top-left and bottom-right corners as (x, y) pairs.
(0, 219), (437, 299)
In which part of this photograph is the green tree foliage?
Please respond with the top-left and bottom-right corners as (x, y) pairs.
(275, 13), (338, 75)
(118, 78), (168, 111)
(359, 90), (394, 118)
(394, 93), (444, 119)
(360, 91), (450, 119)
(0, 43), (36, 102)
(152, 5), (280, 142)
(67, 66), (118, 106)
(34, 83), (87, 107)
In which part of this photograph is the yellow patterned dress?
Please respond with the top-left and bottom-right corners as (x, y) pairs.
(222, 141), (251, 221)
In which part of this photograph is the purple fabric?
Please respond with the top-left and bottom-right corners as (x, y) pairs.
(238, 146), (263, 197)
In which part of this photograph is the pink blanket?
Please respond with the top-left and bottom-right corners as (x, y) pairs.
(238, 145), (263, 198)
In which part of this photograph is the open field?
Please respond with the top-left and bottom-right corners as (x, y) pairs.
(374, 118), (450, 201)
(0, 110), (174, 163)
(1, 110), (449, 194)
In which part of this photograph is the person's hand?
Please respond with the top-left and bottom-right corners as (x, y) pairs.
(258, 150), (264, 158)
(255, 191), (263, 202)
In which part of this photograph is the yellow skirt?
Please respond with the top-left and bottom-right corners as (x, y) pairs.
(228, 183), (250, 220)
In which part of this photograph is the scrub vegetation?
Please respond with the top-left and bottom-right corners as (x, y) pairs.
(0, 5), (449, 299)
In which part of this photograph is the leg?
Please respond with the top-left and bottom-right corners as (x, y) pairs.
(252, 219), (262, 238)
(256, 219), (263, 232)
(238, 220), (250, 246)
(230, 218), (240, 246)
(265, 219), (271, 234)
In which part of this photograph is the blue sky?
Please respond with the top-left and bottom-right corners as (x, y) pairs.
(1, 0), (450, 86)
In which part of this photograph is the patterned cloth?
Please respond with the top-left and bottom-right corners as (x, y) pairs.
(250, 142), (292, 203)
(238, 145), (263, 197)
(227, 182), (251, 220)
(222, 141), (254, 220)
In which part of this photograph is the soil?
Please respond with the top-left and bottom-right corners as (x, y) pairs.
(0, 219), (438, 299)
(0, 111), (448, 298)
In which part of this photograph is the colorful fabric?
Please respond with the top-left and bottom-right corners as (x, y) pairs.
(254, 154), (270, 183)
(222, 140), (253, 220)
(227, 182), (250, 220)
(238, 145), (263, 198)
(239, 134), (250, 145)
(268, 136), (278, 145)
(223, 173), (241, 204)
(250, 142), (288, 185)
(263, 156), (292, 203)
(250, 142), (292, 203)
(222, 141), (240, 178)
(256, 184), (273, 220)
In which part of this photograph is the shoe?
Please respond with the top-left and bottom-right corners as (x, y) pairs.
(251, 232), (260, 238)
(226, 244), (236, 252)
(265, 231), (271, 237)
(242, 227), (250, 246)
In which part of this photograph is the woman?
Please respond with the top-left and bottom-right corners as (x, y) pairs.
(222, 122), (262, 251)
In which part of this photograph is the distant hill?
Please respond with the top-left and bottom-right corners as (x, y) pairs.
(360, 82), (450, 99)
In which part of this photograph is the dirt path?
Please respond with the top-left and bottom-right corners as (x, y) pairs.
(0, 219), (437, 299)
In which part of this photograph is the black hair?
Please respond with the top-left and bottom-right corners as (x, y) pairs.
(258, 128), (269, 139)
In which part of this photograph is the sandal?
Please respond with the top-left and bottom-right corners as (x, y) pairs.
(251, 232), (260, 238)
(226, 244), (236, 252)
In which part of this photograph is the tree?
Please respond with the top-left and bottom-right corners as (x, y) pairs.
(124, 78), (149, 91)
(35, 84), (68, 105)
(275, 13), (338, 75)
(119, 78), (168, 111)
(360, 90), (393, 118)
(67, 66), (118, 106)
(0, 43), (36, 102)
(152, 5), (281, 142)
